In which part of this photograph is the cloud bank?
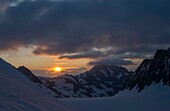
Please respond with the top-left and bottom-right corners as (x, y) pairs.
(0, 0), (170, 66)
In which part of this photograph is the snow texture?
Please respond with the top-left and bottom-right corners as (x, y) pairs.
(61, 84), (170, 111)
(0, 58), (73, 111)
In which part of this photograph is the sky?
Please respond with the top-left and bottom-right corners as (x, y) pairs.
(0, 0), (170, 77)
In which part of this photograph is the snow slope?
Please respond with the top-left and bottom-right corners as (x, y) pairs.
(0, 58), (73, 111)
(61, 84), (170, 111)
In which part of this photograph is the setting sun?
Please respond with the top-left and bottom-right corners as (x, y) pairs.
(54, 67), (62, 72)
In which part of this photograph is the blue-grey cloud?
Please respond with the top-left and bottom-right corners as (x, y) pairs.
(0, 0), (170, 66)
(58, 49), (109, 59)
(87, 56), (134, 66)
(0, 0), (17, 13)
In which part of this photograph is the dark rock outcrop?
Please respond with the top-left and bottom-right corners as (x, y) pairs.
(127, 48), (170, 92)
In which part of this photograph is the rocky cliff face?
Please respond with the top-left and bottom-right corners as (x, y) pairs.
(127, 48), (170, 92)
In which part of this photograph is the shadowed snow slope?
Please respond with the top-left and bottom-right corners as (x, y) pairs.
(60, 84), (170, 111)
(0, 58), (73, 111)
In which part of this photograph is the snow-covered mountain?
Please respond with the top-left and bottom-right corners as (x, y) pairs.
(18, 65), (130, 98)
(39, 65), (130, 98)
(127, 48), (170, 92)
(0, 58), (73, 111)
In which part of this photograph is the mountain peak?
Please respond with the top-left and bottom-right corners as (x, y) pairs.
(90, 64), (127, 72)
(17, 66), (34, 76)
(167, 47), (170, 51)
(153, 48), (170, 60)
(128, 48), (170, 92)
(17, 66), (43, 84)
(90, 64), (109, 71)
(18, 65), (27, 69)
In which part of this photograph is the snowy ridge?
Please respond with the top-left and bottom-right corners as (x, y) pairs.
(18, 65), (130, 98)
(0, 58), (73, 111)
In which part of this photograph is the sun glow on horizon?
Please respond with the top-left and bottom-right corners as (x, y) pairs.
(54, 67), (62, 72)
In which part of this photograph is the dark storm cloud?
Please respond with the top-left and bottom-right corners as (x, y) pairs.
(0, 0), (170, 66)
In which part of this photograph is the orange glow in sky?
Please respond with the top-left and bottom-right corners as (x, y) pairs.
(0, 47), (91, 77)
(54, 67), (62, 72)
(0, 46), (141, 77)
